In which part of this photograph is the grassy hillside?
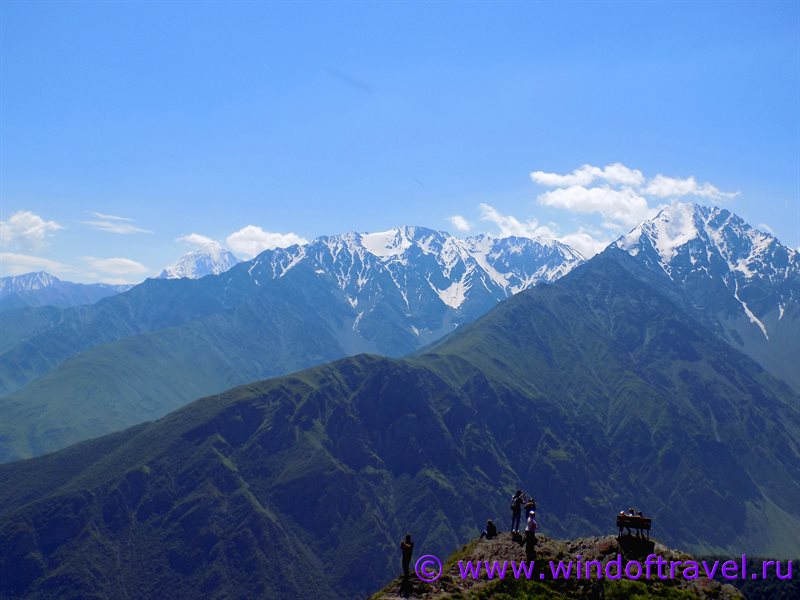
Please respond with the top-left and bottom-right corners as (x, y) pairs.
(0, 271), (365, 461)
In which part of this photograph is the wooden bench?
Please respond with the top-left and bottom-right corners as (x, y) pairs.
(616, 515), (652, 540)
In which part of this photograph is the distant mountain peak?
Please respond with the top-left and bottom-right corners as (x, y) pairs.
(618, 201), (699, 263)
(0, 271), (130, 310)
(612, 202), (799, 353)
(159, 243), (241, 279)
(616, 202), (798, 283)
(0, 271), (62, 292)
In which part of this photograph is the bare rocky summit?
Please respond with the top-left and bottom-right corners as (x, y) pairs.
(373, 534), (744, 600)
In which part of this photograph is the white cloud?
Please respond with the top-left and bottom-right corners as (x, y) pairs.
(479, 204), (610, 258)
(643, 175), (739, 200)
(447, 215), (472, 232)
(531, 164), (598, 187)
(87, 211), (134, 222)
(757, 223), (774, 235)
(93, 277), (137, 285)
(82, 220), (153, 234)
(529, 163), (738, 232)
(538, 185), (657, 227)
(558, 230), (611, 258)
(601, 163), (646, 187)
(177, 233), (221, 248)
(226, 225), (308, 259)
(0, 211), (63, 251)
(82, 212), (152, 234)
(83, 256), (150, 276)
(0, 252), (70, 276)
(531, 163), (645, 188)
(479, 203), (558, 239)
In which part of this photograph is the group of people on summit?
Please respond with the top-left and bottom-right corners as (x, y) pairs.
(478, 489), (538, 561)
(508, 489), (536, 535)
(400, 487), (539, 578)
(617, 506), (649, 538)
(400, 492), (652, 580)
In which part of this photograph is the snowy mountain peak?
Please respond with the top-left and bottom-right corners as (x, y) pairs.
(0, 271), (61, 293)
(618, 201), (699, 262)
(159, 243), (241, 280)
(617, 202), (798, 283)
(614, 202), (799, 342)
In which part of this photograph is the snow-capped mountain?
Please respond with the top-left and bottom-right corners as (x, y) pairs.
(238, 226), (584, 342)
(0, 271), (62, 294)
(0, 272), (130, 311)
(610, 202), (800, 390)
(159, 243), (241, 279)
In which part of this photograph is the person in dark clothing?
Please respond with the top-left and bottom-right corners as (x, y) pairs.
(400, 534), (414, 577)
(480, 519), (497, 539)
(635, 510), (645, 538)
(524, 497), (536, 515)
(510, 490), (525, 533)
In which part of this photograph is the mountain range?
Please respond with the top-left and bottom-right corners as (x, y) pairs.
(0, 272), (130, 312)
(0, 232), (797, 599)
(0, 227), (583, 461)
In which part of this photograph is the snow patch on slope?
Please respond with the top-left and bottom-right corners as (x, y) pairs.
(436, 276), (471, 309)
(160, 244), (241, 279)
(618, 202), (698, 264)
(734, 280), (769, 340)
(360, 229), (413, 258)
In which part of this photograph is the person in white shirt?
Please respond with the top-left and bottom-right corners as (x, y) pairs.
(524, 510), (537, 562)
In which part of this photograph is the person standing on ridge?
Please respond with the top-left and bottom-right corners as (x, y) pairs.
(525, 510), (538, 562)
(510, 489), (525, 534)
(400, 534), (414, 577)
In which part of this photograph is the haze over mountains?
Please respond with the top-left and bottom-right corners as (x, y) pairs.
(0, 226), (583, 461)
(0, 272), (130, 312)
(0, 207), (797, 598)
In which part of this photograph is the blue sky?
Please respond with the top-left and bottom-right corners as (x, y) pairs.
(1, 0), (798, 282)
